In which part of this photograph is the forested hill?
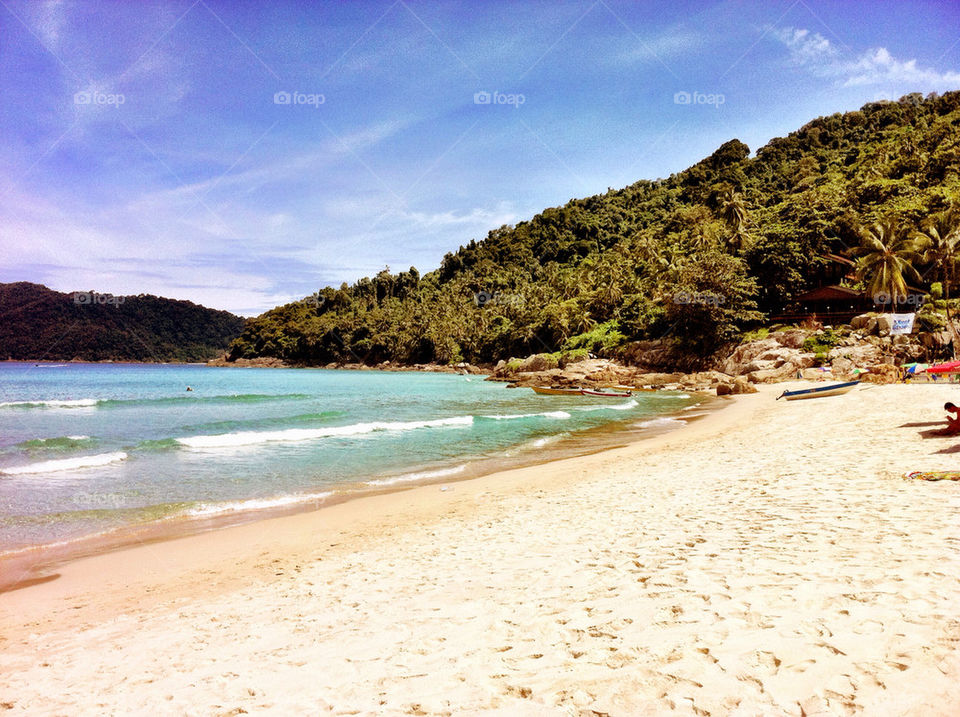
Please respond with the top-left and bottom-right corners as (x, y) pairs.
(229, 91), (960, 367)
(0, 283), (246, 362)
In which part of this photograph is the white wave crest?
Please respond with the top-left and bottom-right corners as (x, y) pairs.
(484, 410), (571, 420)
(365, 464), (468, 487)
(1, 451), (128, 475)
(632, 417), (685, 430)
(177, 416), (474, 449)
(575, 399), (638, 412)
(0, 399), (98, 409)
(187, 491), (334, 517)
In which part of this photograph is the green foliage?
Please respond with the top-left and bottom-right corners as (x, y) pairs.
(740, 328), (769, 342)
(225, 92), (960, 366)
(802, 328), (843, 354)
(562, 321), (627, 355)
(0, 283), (245, 362)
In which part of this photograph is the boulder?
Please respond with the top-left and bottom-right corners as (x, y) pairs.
(831, 356), (854, 379)
(876, 314), (894, 337)
(747, 363), (802, 383)
(828, 344), (882, 366)
(716, 383), (733, 396)
(635, 372), (686, 385)
(920, 331), (952, 348)
(721, 338), (781, 375)
(772, 329), (809, 349)
(731, 376), (758, 394)
(861, 363), (899, 384)
(519, 354), (555, 372)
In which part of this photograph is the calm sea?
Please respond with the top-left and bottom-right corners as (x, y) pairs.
(0, 363), (702, 553)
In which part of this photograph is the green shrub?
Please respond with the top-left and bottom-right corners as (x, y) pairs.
(802, 328), (842, 355)
(741, 327), (769, 342)
(562, 321), (627, 355)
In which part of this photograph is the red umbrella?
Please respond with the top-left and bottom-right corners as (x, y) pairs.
(926, 360), (960, 374)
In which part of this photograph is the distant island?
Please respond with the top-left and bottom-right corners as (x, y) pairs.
(0, 282), (246, 363)
(226, 91), (960, 370)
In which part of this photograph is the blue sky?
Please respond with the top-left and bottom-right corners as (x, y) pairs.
(1, 0), (959, 315)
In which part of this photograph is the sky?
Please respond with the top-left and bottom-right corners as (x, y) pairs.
(1, 0), (959, 316)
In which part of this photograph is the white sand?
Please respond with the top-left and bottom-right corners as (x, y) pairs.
(2, 383), (959, 715)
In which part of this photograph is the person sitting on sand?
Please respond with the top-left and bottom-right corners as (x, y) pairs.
(944, 402), (960, 434)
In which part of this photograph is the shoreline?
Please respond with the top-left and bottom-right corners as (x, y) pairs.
(0, 390), (719, 592)
(0, 389), (751, 623)
(3, 383), (959, 713)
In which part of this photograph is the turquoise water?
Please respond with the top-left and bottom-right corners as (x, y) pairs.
(0, 363), (701, 551)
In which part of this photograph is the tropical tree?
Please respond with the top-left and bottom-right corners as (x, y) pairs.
(914, 208), (960, 355)
(855, 219), (922, 311)
(719, 188), (749, 251)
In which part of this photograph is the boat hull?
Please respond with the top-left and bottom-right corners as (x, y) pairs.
(777, 381), (859, 401)
(531, 386), (582, 395)
(580, 389), (632, 398)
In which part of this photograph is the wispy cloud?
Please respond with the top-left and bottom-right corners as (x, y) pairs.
(616, 29), (703, 65)
(771, 26), (960, 87)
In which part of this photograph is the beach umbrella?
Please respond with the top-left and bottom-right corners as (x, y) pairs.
(905, 363), (929, 374)
(926, 360), (960, 374)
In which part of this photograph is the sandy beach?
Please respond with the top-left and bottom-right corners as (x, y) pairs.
(2, 382), (959, 715)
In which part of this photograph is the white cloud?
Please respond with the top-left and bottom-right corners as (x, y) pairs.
(771, 26), (960, 87)
(618, 30), (703, 65)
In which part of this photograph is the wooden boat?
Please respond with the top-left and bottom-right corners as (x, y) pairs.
(776, 381), (859, 401)
(580, 388), (632, 398)
(531, 386), (582, 395)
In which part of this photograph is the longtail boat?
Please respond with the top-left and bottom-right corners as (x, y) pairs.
(531, 386), (582, 395)
(580, 388), (632, 398)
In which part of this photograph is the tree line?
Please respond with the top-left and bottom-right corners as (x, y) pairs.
(228, 91), (960, 367)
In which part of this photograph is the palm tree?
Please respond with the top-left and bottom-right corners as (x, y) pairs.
(720, 188), (749, 251)
(855, 218), (922, 311)
(914, 208), (960, 355)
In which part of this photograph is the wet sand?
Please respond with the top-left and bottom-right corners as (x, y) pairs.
(1, 383), (959, 715)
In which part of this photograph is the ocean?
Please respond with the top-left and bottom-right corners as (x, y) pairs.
(0, 362), (703, 555)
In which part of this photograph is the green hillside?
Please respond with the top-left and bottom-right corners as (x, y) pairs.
(228, 91), (960, 367)
(0, 283), (246, 362)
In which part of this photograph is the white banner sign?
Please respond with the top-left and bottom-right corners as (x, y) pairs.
(890, 313), (915, 335)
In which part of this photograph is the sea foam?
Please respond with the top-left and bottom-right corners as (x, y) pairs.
(0, 451), (128, 475)
(176, 415), (474, 448)
(365, 464), (468, 487)
(186, 491), (334, 517)
(0, 399), (98, 409)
